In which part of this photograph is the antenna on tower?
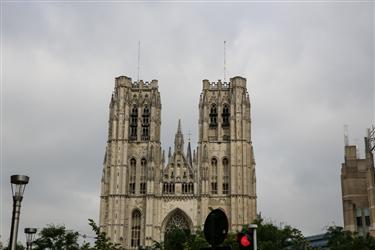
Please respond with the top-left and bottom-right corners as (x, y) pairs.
(188, 131), (191, 142)
(224, 41), (227, 82)
(344, 124), (349, 146)
(137, 40), (141, 82)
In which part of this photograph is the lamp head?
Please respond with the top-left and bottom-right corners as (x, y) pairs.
(24, 228), (37, 245)
(11, 175), (29, 201)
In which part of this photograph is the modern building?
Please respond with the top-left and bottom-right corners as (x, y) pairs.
(99, 76), (257, 249)
(305, 234), (329, 249)
(341, 128), (375, 236)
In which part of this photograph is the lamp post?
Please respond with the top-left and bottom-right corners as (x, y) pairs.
(24, 228), (37, 250)
(9, 175), (29, 250)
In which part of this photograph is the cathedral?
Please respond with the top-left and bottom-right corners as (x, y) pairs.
(99, 75), (257, 249)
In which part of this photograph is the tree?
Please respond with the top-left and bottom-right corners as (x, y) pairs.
(253, 217), (312, 250)
(151, 227), (209, 250)
(326, 226), (375, 250)
(183, 230), (209, 250)
(33, 225), (80, 250)
(3, 242), (25, 250)
(164, 226), (190, 250)
(88, 219), (121, 250)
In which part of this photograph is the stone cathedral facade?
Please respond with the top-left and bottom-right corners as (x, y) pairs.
(99, 75), (257, 249)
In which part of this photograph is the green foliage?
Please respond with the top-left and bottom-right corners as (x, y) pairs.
(223, 232), (239, 250)
(164, 226), (190, 250)
(326, 226), (375, 250)
(150, 240), (164, 250)
(183, 230), (209, 250)
(30, 219), (121, 250)
(33, 225), (80, 250)
(88, 219), (121, 250)
(254, 217), (312, 250)
(152, 227), (209, 250)
(3, 242), (25, 250)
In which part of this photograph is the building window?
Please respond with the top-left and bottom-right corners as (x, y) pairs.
(189, 182), (194, 194)
(356, 208), (363, 227)
(209, 104), (218, 127)
(222, 104), (230, 127)
(364, 208), (371, 226)
(223, 158), (229, 194)
(131, 210), (141, 247)
(211, 158), (218, 194)
(142, 106), (150, 141)
(163, 182), (175, 194)
(140, 158), (147, 194)
(129, 106), (138, 140)
(181, 182), (193, 194)
(129, 158), (136, 194)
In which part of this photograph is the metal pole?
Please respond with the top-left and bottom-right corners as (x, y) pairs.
(9, 198), (22, 250)
(248, 224), (258, 250)
(253, 228), (257, 250)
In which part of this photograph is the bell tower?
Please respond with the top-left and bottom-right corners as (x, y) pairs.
(197, 76), (257, 231)
(99, 76), (162, 248)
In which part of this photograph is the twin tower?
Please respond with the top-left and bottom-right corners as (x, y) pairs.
(99, 75), (257, 249)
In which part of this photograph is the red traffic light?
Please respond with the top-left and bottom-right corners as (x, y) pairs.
(237, 232), (253, 249)
(240, 235), (251, 247)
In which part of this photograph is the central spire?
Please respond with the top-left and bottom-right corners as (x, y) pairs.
(174, 119), (184, 153)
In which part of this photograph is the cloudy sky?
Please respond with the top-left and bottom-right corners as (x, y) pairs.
(1, 0), (374, 245)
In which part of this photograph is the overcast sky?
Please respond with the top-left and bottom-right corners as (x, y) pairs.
(1, 0), (374, 245)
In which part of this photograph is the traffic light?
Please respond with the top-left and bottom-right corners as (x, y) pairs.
(237, 231), (254, 250)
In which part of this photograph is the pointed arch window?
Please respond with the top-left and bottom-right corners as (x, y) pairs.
(222, 104), (230, 127)
(131, 210), (141, 247)
(209, 104), (218, 127)
(189, 182), (194, 194)
(211, 158), (218, 194)
(129, 106), (138, 140)
(142, 106), (150, 141)
(129, 158), (136, 194)
(163, 182), (175, 194)
(223, 158), (230, 194)
(140, 158), (147, 194)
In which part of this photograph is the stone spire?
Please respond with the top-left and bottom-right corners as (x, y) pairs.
(186, 141), (192, 166)
(168, 147), (172, 163)
(174, 119), (184, 153)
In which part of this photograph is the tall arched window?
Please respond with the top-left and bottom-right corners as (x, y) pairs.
(209, 104), (218, 127)
(142, 106), (150, 141)
(222, 104), (230, 127)
(131, 210), (141, 248)
(223, 158), (229, 194)
(140, 158), (147, 194)
(163, 182), (168, 193)
(189, 182), (194, 194)
(211, 158), (218, 194)
(129, 106), (138, 140)
(129, 158), (136, 194)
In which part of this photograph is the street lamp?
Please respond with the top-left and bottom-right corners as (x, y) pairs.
(24, 228), (37, 250)
(9, 175), (29, 250)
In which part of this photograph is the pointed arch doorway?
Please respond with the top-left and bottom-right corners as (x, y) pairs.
(161, 208), (193, 240)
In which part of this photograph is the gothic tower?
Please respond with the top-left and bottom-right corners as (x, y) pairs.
(99, 75), (257, 249)
(99, 76), (162, 248)
(197, 76), (257, 231)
